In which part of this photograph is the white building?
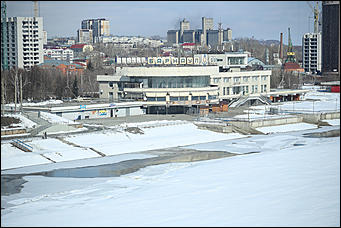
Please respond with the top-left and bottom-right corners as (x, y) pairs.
(44, 48), (74, 61)
(302, 32), (322, 74)
(97, 65), (271, 106)
(77, 29), (93, 44)
(5, 17), (44, 69)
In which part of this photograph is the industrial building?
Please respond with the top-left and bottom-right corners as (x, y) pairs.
(167, 30), (179, 44)
(302, 32), (322, 74)
(322, 1), (340, 75)
(167, 16), (232, 47)
(2, 17), (44, 69)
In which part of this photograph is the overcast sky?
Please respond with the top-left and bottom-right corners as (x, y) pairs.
(6, 1), (318, 45)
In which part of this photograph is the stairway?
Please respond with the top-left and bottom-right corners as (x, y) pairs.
(22, 111), (52, 136)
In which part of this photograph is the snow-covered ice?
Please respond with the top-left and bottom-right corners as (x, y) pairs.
(1, 90), (339, 226)
(1, 126), (339, 227)
(256, 122), (317, 134)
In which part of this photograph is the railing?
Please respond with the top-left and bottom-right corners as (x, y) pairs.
(11, 139), (33, 152)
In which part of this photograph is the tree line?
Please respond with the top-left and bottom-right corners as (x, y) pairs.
(1, 61), (114, 107)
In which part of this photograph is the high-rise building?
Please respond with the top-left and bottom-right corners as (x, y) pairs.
(4, 17), (44, 69)
(302, 32), (322, 74)
(179, 19), (190, 43)
(202, 17), (214, 46)
(81, 18), (110, 43)
(223, 28), (232, 42)
(322, 1), (340, 74)
(77, 29), (93, 44)
(207, 30), (219, 47)
(166, 17), (232, 48)
(167, 30), (179, 45)
(1, 1), (8, 70)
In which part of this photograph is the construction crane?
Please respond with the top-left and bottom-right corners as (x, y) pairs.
(284, 27), (296, 63)
(306, 1), (321, 33)
(33, 1), (39, 17)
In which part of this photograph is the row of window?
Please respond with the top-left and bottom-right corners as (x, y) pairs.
(146, 95), (216, 102)
(213, 76), (268, 84)
(222, 84), (268, 95)
(128, 76), (210, 89)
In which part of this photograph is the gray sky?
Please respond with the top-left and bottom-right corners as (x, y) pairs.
(6, 1), (318, 45)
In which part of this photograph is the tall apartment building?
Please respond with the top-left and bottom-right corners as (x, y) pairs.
(81, 18), (110, 43)
(3, 17), (44, 70)
(77, 29), (93, 44)
(302, 33), (322, 74)
(322, 1), (339, 74)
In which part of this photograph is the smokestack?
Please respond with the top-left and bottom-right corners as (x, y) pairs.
(279, 32), (283, 59)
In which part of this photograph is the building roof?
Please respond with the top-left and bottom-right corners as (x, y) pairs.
(283, 62), (303, 70)
(40, 59), (83, 69)
(182, 43), (195, 46)
(70, 44), (86, 49)
(247, 57), (265, 66)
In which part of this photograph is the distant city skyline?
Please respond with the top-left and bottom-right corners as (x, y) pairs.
(6, 1), (317, 45)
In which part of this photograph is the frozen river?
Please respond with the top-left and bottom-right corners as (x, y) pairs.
(1, 124), (339, 227)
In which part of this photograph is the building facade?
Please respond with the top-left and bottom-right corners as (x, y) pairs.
(302, 32), (322, 74)
(211, 70), (271, 99)
(322, 1), (340, 74)
(81, 18), (110, 43)
(182, 30), (195, 43)
(97, 65), (271, 107)
(77, 29), (93, 44)
(167, 17), (232, 47)
(167, 30), (179, 45)
(3, 17), (44, 69)
(223, 28), (232, 42)
(202, 17), (214, 46)
(179, 19), (190, 43)
(44, 48), (74, 61)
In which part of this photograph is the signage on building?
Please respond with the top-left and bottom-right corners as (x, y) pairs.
(80, 105), (86, 109)
(180, 57), (186, 64)
(98, 110), (107, 116)
(115, 53), (247, 66)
